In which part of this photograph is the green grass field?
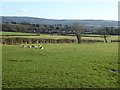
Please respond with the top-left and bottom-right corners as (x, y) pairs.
(1, 31), (36, 36)
(2, 43), (119, 88)
(1, 31), (118, 42)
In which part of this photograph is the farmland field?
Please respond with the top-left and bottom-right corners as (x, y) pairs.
(2, 43), (119, 88)
(1, 31), (36, 36)
(1, 31), (118, 42)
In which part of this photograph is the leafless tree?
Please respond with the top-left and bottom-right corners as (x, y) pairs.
(71, 22), (85, 44)
(98, 26), (113, 43)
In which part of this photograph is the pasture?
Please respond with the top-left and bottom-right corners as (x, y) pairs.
(1, 31), (118, 42)
(2, 43), (119, 88)
(1, 31), (36, 36)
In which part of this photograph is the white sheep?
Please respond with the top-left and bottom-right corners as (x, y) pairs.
(31, 45), (35, 48)
(22, 44), (43, 49)
(22, 45), (27, 48)
(31, 45), (38, 48)
(40, 46), (43, 49)
(34, 45), (38, 48)
(28, 45), (32, 48)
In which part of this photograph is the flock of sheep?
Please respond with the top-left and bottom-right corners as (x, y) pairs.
(22, 44), (43, 49)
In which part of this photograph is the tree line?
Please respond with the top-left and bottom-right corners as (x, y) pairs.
(2, 22), (72, 35)
(2, 22), (119, 35)
(2, 22), (119, 43)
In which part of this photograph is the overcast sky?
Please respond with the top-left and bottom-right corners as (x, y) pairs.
(1, 0), (119, 20)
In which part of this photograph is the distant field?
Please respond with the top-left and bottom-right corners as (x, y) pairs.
(2, 34), (75, 39)
(1, 31), (75, 39)
(1, 31), (36, 36)
(1, 31), (118, 41)
(2, 43), (119, 88)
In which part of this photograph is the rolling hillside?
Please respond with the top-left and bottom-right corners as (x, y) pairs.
(1, 16), (118, 27)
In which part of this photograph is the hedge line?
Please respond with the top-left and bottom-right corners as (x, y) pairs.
(0, 37), (106, 45)
(2, 38), (74, 45)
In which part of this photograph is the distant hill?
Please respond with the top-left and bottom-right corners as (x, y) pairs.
(1, 16), (118, 27)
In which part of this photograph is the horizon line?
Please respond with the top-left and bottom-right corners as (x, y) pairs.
(1, 15), (118, 21)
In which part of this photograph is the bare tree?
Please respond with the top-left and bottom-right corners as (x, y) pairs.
(71, 22), (85, 44)
(98, 26), (113, 43)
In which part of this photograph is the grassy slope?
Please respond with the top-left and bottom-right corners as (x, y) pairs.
(2, 43), (119, 88)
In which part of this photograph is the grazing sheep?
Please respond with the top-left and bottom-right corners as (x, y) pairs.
(38, 44), (43, 49)
(22, 44), (43, 49)
(40, 46), (43, 49)
(22, 45), (27, 48)
(32, 45), (35, 48)
(31, 45), (38, 48)
(34, 45), (38, 48)
(28, 45), (32, 48)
